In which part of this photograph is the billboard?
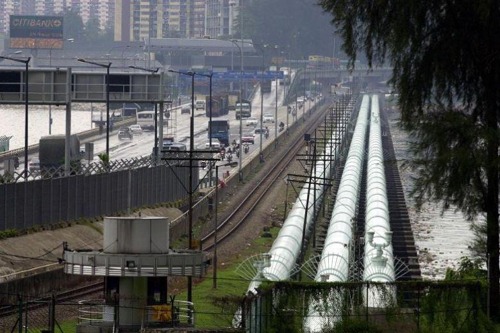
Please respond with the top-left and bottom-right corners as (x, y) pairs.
(9, 15), (64, 49)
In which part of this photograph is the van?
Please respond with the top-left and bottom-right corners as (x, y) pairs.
(195, 100), (206, 110)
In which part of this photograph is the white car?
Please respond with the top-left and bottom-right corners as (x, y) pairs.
(205, 140), (222, 149)
(129, 124), (143, 135)
(245, 117), (258, 126)
(262, 113), (275, 123)
(241, 132), (255, 144)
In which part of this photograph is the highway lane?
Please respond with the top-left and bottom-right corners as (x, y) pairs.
(4, 79), (320, 179)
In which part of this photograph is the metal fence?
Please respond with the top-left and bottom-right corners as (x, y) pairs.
(0, 157), (197, 232)
(242, 280), (488, 333)
(0, 280), (489, 333)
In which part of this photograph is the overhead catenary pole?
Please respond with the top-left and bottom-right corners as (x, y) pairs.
(259, 51), (264, 161)
(167, 69), (196, 306)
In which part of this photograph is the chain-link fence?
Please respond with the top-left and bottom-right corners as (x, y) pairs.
(0, 280), (491, 333)
(0, 156), (196, 232)
(242, 280), (490, 333)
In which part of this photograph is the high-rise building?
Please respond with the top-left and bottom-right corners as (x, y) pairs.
(205, 0), (233, 39)
(115, 0), (163, 42)
(0, 0), (114, 36)
(0, 0), (239, 42)
(115, 0), (237, 42)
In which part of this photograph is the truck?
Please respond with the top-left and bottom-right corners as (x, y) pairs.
(261, 80), (272, 93)
(39, 134), (82, 175)
(227, 93), (239, 111)
(206, 94), (229, 117)
(235, 99), (252, 119)
(208, 120), (230, 146)
(280, 67), (291, 85)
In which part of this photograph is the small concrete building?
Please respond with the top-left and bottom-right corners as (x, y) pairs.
(63, 216), (209, 332)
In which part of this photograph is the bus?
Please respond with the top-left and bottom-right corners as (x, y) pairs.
(208, 120), (230, 146)
(136, 110), (168, 130)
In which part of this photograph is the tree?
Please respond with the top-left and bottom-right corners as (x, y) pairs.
(63, 9), (84, 40)
(241, 0), (341, 60)
(318, 0), (500, 321)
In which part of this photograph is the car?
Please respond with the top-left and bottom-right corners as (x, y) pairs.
(262, 113), (275, 123)
(181, 106), (191, 114)
(254, 127), (266, 134)
(241, 132), (255, 144)
(117, 127), (133, 140)
(129, 124), (143, 135)
(205, 140), (222, 150)
(245, 117), (258, 126)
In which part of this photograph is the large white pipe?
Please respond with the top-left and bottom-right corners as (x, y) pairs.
(244, 98), (355, 293)
(304, 95), (370, 332)
(236, 129), (341, 329)
(363, 94), (395, 307)
(261, 134), (333, 283)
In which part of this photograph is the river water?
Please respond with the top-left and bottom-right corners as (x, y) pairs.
(0, 104), (102, 150)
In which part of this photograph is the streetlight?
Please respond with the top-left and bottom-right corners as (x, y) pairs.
(253, 45), (266, 161)
(229, 40), (244, 180)
(167, 68), (195, 304)
(260, 44), (279, 149)
(77, 58), (112, 161)
(48, 39), (73, 135)
(195, 72), (213, 146)
(129, 65), (160, 155)
(0, 55), (30, 176)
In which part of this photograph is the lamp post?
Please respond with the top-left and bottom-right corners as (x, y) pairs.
(0, 55), (30, 176)
(77, 58), (112, 160)
(168, 69), (195, 304)
(229, 0), (244, 180)
(253, 44), (270, 161)
(229, 40), (244, 180)
(195, 72), (213, 146)
(129, 65), (160, 155)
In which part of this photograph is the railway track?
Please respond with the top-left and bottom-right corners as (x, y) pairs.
(201, 101), (334, 252)
(0, 281), (103, 319)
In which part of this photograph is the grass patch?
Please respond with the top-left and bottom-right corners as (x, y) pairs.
(55, 319), (78, 333)
(174, 227), (280, 329)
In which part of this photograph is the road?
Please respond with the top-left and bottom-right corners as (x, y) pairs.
(4, 78), (320, 178)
